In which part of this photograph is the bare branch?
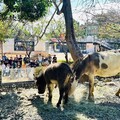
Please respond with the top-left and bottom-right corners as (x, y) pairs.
(35, 10), (56, 45)
(52, 0), (63, 15)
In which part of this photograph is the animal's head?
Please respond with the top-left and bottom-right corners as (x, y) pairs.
(33, 67), (46, 94)
(33, 67), (43, 78)
(68, 73), (78, 96)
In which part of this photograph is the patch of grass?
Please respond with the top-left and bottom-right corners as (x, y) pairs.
(57, 60), (73, 65)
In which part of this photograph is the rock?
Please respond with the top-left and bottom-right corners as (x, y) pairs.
(1, 92), (6, 95)
(105, 82), (117, 86)
(103, 79), (112, 82)
(17, 91), (22, 94)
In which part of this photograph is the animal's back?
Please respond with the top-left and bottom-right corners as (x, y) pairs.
(44, 63), (73, 85)
(93, 52), (120, 77)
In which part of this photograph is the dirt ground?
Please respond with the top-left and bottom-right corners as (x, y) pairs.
(0, 78), (120, 120)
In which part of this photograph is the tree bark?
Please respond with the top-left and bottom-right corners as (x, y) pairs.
(62, 0), (83, 61)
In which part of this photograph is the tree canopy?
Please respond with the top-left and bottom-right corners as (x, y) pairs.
(91, 10), (120, 39)
(0, 20), (11, 41)
(1, 0), (120, 60)
(1, 0), (52, 21)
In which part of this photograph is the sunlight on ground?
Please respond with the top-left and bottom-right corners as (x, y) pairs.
(76, 113), (97, 120)
(0, 81), (120, 120)
(73, 84), (88, 103)
(50, 84), (88, 107)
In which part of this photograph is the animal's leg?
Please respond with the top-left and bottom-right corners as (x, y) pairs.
(47, 83), (54, 102)
(63, 85), (71, 104)
(63, 92), (68, 104)
(115, 88), (120, 97)
(54, 84), (57, 88)
(56, 89), (64, 107)
(88, 75), (94, 102)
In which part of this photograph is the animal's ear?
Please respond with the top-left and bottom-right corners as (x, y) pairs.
(73, 72), (76, 79)
(35, 80), (38, 85)
(33, 74), (37, 80)
(70, 73), (76, 83)
(73, 72), (76, 76)
(73, 72), (77, 81)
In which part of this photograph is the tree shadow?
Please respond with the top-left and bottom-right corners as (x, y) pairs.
(64, 92), (120, 120)
(30, 95), (74, 120)
(0, 92), (24, 120)
(30, 89), (120, 120)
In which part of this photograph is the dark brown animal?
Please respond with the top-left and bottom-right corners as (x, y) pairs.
(34, 63), (78, 107)
(72, 51), (120, 101)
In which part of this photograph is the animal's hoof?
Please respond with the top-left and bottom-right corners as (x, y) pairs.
(88, 99), (94, 102)
(64, 100), (68, 105)
(115, 93), (119, 96)
(88, 96), (94, 102)
(56, 103), (60, 108)
(47, 100), (51, 104)
(64, 101), (67, 104)
(48, 98), (52, 102)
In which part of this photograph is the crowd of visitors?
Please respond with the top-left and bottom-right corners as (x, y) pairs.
(0, 53), (57, 77)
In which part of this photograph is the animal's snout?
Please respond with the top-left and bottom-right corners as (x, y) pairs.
(33, 74), (36, 78)
(33, 74), (37, 80)
(38, 90), (44, 94)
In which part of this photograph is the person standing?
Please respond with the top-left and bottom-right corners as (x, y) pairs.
(48, 54), (52, 64)
(17, 62), (22, 78)
(23, 55), (29, 64)
(52, 55), (57, 63)
(9, 57), (13, 68)
(1, 62), (6, 76)
(13, 57), (17, 69)
(38, 54), (42, 66)
(2, 53), (7, 62)
(18, 55), (22, 68)
(65, 52), (69, 63)
(14, 55), (19, 67)
(5, 64), (10, 76)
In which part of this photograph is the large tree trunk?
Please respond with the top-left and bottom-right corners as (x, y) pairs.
(62, 0), (83, 61)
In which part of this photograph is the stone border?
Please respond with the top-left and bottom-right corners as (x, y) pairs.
(0, 80), (36, 92)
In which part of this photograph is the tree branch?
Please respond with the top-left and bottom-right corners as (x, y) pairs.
(34, 1), (62, 46)
(52, 0), (63, 15)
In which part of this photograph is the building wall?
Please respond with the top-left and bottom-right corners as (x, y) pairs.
(0, 38), (102, 61)
(3, 38), (14, 53)
(86, 43), (95, 53)
(0, 38), (46, 58)
(35, 41), (46, 51)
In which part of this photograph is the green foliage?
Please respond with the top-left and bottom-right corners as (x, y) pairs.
(0, 20), (9, 41)
(98, 23), (120, 39)
(73, 20), (86, 39)
(1, 0), (52, 22)
(45, 19), (65, 39)
(45, 19), (86, 40)
(91, 10), (120, 39)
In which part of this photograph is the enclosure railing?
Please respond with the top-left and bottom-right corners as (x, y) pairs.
(0, 67), (35, 90)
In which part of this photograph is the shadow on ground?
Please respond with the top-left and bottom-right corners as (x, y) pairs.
(0, 92), (24, 120)
(30, 91), (120, 120)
